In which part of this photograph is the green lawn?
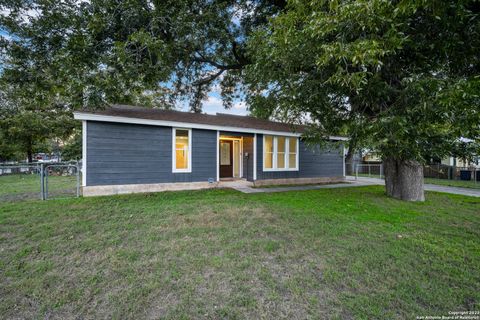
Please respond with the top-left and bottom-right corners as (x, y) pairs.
(0, 174), (79, 201)
(425, 177), (480, 189)
(0, 187), (479, 319)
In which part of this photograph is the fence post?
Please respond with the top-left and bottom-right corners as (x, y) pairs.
(380, 163), (383, 179)
(45, 166), (49, 200)
(40, 163), (45, 200)
(355, 164), (358, 180)
(76, 165), (80, 197)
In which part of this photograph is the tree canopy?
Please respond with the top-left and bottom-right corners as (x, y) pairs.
(243, 0), (480, 200)
(1, 0), (286, 111)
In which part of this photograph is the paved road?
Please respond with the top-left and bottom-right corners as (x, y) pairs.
(231, 176), (480, 197)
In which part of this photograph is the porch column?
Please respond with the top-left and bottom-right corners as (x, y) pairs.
(216, 130), (220, 181)
(253, 133), (257, 181)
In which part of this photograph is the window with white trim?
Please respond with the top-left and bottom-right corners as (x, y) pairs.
(263, 135), (298, 171)
(264, 135), (274, 169)
(173, 128), (191, 172)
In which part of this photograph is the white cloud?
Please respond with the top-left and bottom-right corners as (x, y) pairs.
(232, 101), (246, 110)
(202, 96), (224, 112)
(0, 7), (40, 23)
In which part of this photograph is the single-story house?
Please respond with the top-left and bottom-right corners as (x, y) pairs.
(74, 105), (347, 196)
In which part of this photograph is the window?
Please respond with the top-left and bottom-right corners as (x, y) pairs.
(264, 135), (274, 169)
(173, 128), (191, 172)
(263, 135), (298, 171)
(289, 138), (297, 169)
(220, 142), (231, 165)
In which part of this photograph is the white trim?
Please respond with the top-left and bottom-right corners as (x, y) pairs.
(82, 121), (87, 187)
(253, 134), (257, 181)
(73, 112), (348, 141)
(172, 128), (192, 173)
(216, 131), (220, 181)
(262, 135), (299, 172)
(232, 139), (243, 178)
(342, 143), (346, 177)
(240, 138), (243, 178)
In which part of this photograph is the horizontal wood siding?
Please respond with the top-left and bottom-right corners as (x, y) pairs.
(243, 137), (254, 181)
(256, 134), (343, 180)
(86, 122), (216, 186)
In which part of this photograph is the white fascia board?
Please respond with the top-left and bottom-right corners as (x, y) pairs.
(253, 133), (257, 181)
(82, 120), (87, 187)
(73, 112), (348, 141)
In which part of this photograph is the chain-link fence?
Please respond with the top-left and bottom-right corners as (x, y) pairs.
(346, 162), (479, 187)
(0, 162), (81, 202)
(345, 162), (384, 179)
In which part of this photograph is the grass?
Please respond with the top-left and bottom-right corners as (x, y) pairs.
(425, 177), (480, 189)
(0, 174), (79, 201)
(0, 186), (479, 319)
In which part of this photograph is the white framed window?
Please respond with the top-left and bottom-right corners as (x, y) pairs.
(172, 128), (192, 173)
(263, 135), (299, 171)
(264, 135), (274, 169)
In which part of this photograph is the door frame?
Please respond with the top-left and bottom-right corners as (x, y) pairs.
(219, 137), (243, 179)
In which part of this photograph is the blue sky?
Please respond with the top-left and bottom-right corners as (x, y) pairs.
(180, 94), (248, 116)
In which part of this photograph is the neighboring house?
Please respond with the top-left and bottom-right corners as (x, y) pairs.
(362, 151), (382, 163)
(440, 156), (480, 168)
(74, 105), (347, 196)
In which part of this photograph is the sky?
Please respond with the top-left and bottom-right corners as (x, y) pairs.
(181, 95), (248, 116)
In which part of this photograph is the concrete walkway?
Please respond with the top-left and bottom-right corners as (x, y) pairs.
(228, 176), (480, 197)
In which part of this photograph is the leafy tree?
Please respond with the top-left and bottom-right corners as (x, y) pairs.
(244, 0), (480, 201)
(0, 105), (75, 162)
(0, 0), (286, 112)
(61, 128), (82, 161)
(0, 127), (22, 161)
(0, 69), (76, 162)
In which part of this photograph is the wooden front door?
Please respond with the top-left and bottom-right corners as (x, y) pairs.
(220, 140), (233, 178)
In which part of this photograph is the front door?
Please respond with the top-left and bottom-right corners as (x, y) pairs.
(220, 140), (233, 178)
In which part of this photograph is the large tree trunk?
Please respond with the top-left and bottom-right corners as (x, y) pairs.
(345, 137), (357, 175)
(26, 138), (33, 163)
(383, 157), (425, 201)
(27, 149), (33, 163)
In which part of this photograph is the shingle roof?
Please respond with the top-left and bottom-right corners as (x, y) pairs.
(77, 104), (307, 133)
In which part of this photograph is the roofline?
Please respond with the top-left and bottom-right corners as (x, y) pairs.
(73, 112), (348, 141)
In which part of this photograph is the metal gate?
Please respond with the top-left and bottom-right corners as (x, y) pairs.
(41, 163), (81, 200)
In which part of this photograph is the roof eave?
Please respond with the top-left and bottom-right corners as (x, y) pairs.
(73, 112), (348, 140)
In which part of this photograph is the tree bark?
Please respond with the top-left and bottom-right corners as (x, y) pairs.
(383, 157), (425, 201)
(27, 149), (33, 163)
(345, 137), (357, 175)
(26, 139), (33, 163)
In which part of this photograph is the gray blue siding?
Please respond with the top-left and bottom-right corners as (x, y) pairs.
(256, 134), (344, 180)
(86, 122), (216, 186)
(243, 137), (254, 181)
(85, 122), (343, 186)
